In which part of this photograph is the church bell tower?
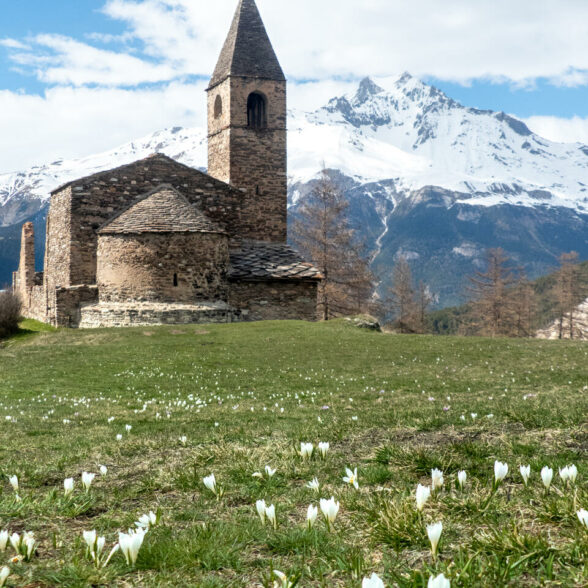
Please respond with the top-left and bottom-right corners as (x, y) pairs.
(207, 0), (287, 243)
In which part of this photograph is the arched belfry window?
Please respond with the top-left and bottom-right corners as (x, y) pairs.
(214, 95), (222, 119)
(247, 92), (267, 129)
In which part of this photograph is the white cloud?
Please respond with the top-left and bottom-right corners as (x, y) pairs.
(10, 34), (176, 87)
(0, 81), (207, 172)
(3, 0), (588, 88)
(0, 38), (31, 50)
(525, 116), (588, 145)
(1, 0), (588, 173)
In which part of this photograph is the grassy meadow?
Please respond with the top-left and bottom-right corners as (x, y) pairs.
(0, 319), (586, 587)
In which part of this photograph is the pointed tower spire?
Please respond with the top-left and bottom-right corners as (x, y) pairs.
(209, 0), (285, 88)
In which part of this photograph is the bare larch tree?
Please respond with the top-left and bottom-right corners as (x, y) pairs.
(467, 248), (517, 337)
(292, 169), (375, 320)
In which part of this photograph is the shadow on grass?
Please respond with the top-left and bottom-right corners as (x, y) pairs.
(0, 318), (56, 344)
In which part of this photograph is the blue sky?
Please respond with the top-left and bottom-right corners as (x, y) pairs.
(1, 0), (587, 172)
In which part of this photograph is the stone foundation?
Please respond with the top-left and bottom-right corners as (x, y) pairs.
(79, 301), (241, 328)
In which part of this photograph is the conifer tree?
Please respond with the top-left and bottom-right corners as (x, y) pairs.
(388, 257), (417, 333)
(292, 169), (374, 320)
(467, 248), (516, 337)
(555, 252), (581, 339)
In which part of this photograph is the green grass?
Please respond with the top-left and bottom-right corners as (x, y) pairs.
(0, 319), (586, 587)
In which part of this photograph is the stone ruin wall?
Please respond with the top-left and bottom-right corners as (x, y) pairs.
(44, 187), (73, 292)
(229, 280), (318, 322)
(97, 232), (230, 304)
(207, 77), (287, 243)
(52, 157), (245, 290)
(12, 222), (48, 322)
(53, 285), (98, 328)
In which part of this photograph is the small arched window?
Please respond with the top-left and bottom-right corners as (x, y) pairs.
(173, 273), (178, 287)
(247, 92), (267, 129)
(214, 95), (222, 119)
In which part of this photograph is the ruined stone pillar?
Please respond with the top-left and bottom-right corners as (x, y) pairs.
(18, 222), (35, 301)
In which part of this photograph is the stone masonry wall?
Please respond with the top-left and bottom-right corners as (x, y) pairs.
(79, 302), (240, 329)
(97, 232), (229, 303)
(26, 285), (47, 323)
(52, 286), (99, 328)
(53, 156), (244, 288)
(44, 187), (73, 292)
(229, 280), (317, 322)
(18, 222), (35, 295)
(207, 77), (287, 243)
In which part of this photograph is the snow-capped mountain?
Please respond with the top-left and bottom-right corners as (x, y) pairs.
(291, 75), (588, 212)
(1, 74), (587, 306)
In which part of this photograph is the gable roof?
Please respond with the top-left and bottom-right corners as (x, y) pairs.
(50, 153), (240, 197)
(209, 0), (285, 89)
(229, 242), (321, 281)
(98, 184), (224, 235)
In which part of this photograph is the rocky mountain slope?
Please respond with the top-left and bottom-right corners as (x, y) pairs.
(1, 74), (587, 306)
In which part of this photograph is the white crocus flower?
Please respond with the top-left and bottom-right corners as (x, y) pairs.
(83, 530), (97, 552)
(135, 511), (158, 529)
(457, 471), (467, 489)
(362, 572), (385, 587)
(541, 466), (554, 490)
(9, 533), (20, 554)
(116, 434), (123, 441)
(427, 522), (443, 558)
(320, 497), (340, 531)
(256, 499), (267, 524)
(125, 425), (132, 433)
(265, 504), (277, 529)
(306, 477), (320, 492)
(265, 466), (277, 478)
(11, 531), (36, 562)
(494, 461), (509, 486)
(272, 570), (294, 588)
(0, 531), (8, 552)
(99, 465), (108, 476)
(252, 472), (264, 479)
(519, 465), (531, 487)
(343, 467), (359, 489)
(428, 573), (451, 588)
(0, 566), (9, 587)
(64, 478), (74, 497)
(203, 474), (217, 495)
(81, 472), (96, 493)
(567, 464), (578, 484)
(118, 528), (146, 566)
(179, 436), (187, 446)
(416, 484), (431, 511)
(577, 509), (588, 528)
(318, 442), (330, 458)
(8, 476), (18, 493)
(431, 469), (444, 492)
(307, 504), (318, 529)
(300, 442), (314, 460)
(559, 464), (577, 485)
(83, 532), (117, 569)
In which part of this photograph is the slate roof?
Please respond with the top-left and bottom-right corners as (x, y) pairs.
(209, 0), (285, 88)
(98, 185), (224, 235)
(229, 242), (321, 281)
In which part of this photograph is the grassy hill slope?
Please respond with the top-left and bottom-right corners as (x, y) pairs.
(0, 321), (586, 586)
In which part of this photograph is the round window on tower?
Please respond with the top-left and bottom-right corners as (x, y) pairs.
(214, 95), (222, 119)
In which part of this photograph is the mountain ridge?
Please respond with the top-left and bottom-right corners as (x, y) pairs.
(1, 74), (587, 306)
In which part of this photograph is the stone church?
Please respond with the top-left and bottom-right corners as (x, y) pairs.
(13, 0), (321, 328)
